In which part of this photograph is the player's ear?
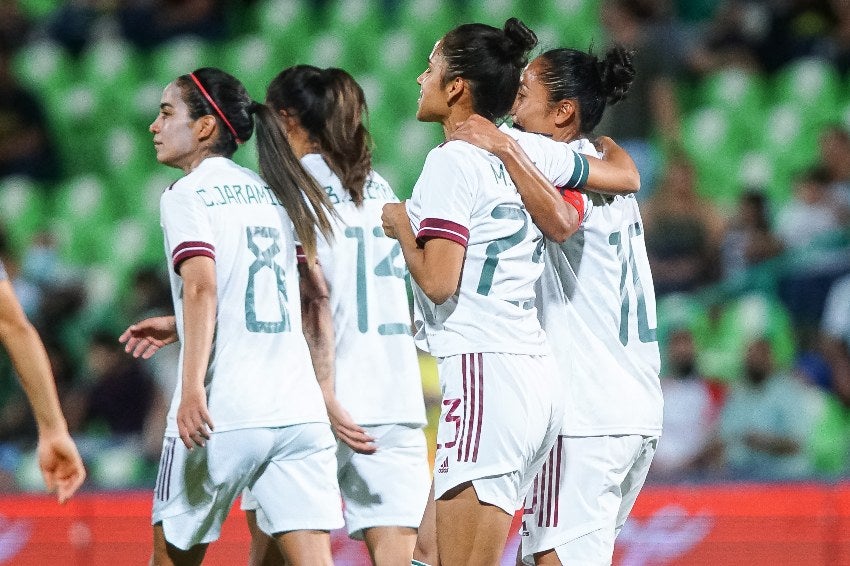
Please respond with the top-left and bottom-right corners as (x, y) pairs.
(195, 114), (218, 141)
(554, 99), (577, 127)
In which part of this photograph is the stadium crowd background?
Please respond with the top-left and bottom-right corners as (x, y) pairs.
(0, 0), (849, 493)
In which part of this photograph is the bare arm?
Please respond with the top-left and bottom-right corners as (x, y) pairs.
(381, 203), (465, 305)
(0, 280), (85, 503)
(175, 256), (216, 449)
(299, 260), (376, 454)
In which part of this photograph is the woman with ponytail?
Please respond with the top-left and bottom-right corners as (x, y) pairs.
(451, 45), (663, 566)
(120, 67), (342, 565)
(241, 64), (430, 566)
(380, 19), (641, 565)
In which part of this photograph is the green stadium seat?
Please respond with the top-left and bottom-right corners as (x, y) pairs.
(758, 103), (819, 178)
(79, 36), (144, 108)
(466, 0), (537, 29)
(219, 34), (280, 100)
(698, 68), (767, 141)
(41, 82), (109, 176)
(680, 105), (744, 201)
(252, 0), (314, 62)
(11, 39), (74, 94)
(395, 0), (462, 49)
(52, 174), (115, 265)
(99, 125), (156, 207)
(0, 176), (47, 253)
(772, 57), (840, 128)
(735, 150), (793, 206)
(538, 0), (603, 49)
(129, 80), (166, 129)
(150, 36), (218, 87)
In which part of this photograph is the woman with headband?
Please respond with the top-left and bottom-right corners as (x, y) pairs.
(120, 67), (342, 565)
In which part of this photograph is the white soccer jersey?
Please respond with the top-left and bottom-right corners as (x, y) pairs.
(303, 154), (427, 426)
(537, 139), (663, 436)
(406, 128), (589, 357)
(159, 157), (328, 435)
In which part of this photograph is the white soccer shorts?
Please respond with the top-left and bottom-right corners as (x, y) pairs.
(432, 352), (564, 514)
(520, 434), (658, 565)
(153, 423), (342, 550)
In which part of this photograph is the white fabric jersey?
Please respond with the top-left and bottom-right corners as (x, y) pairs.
(537, 139), (663, 436)
(304, 154), (426, 426)
(406, 127), (589, 357)
(159, 157), (328, 435)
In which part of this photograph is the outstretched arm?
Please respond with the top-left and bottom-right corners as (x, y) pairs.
(299, 260), (376, 454)
(0, 279), (85, 503)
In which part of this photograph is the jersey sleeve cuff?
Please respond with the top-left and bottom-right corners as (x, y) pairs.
(564, 152), (589, 189)
(172, 241), (215, 273)
(296, 245), (306, 264)
(416, 218), (470, 248)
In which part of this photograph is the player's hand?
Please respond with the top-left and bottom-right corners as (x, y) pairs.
(450, 114), (508, 154)
(381, 202), (408, 240)
(176, 386), (214, 449)
(594, 135), (619, 158)
(119, 316), (178, 359)
(37, 429), (86, 504)
(325, 397), (376, 454)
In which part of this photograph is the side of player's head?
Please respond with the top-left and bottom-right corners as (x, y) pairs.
(535, 45), (635, 133)
(439, 18), (538, 121)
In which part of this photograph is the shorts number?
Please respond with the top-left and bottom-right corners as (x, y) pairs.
(344, 226), (409, 335)
(609, 222), (656, 345)
(245, 226), (290, 333)
(436, 398), (462, 450)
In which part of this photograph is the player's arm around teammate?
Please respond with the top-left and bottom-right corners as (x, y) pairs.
(0, 265), (85, 503)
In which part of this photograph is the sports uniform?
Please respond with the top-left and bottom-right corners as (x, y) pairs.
(153, 156), (342, 549)
(521, 139), (663, 566)
(243, 153), (430, 540)
(406, 128), (589, 514)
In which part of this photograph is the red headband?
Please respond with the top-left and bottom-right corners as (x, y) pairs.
(189, 73), (242, 144)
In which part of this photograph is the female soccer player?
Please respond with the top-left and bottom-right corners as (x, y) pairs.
(380, 19), (640, 565)
(123, 67), (343, 566)
(451, 46), (663, 566)
(243, 64), (430, 566)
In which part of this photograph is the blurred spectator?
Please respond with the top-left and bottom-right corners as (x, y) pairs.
(0, 0), (32, 52)
(118, 0), (228, 50)
(65, 330), (155, 438)
(642, 153), (727, 295)
(719, 337), (817, 479)
(597, 0), (687, 199)
(814, 0), (850, 74)
(720, 189), (785, 280)
(0, 228), (41, 319)
(650, 328), (725, 480)
(818, 124), (850, 208)
(819, 272), (850, 404)
(756, 0), (837, 72)
(0, 47), (61, 182)
(687, 0), (772, 74)
(774, 166), (848, 250)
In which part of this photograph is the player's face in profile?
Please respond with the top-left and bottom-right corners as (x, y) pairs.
(510, 57), (558, 136)
(416, 42), (450, 123)
(149, 82), (202, 171)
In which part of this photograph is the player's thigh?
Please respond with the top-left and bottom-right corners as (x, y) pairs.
(339, 424), (430, 539)
(436, 481), (513, 566)
(249, 422), (344, 536)
(152, 430), (274, 551)
(433, 352), (562, 514)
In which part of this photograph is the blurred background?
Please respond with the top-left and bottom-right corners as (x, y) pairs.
(1, 0), (850, 562)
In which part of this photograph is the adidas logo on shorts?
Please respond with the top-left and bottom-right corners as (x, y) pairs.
(437, 457), (449, 474)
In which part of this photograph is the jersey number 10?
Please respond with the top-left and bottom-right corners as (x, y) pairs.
(609, 222), (657, 346)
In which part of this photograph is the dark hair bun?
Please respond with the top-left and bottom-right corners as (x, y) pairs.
(598, 45), (635, 105)
(503, 17), (537, 59)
